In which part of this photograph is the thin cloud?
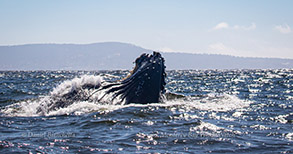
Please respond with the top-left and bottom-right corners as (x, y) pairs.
(233, 23), (256, 30)
(213, 22), (229, 30)
(275, 24), (292, 34)
(212, 22), (256, 31)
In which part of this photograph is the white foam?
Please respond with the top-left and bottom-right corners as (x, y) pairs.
(250, 124), (269, 130)
(190, 121), (242, 136)
(270, 114), (290, 124)
(284, 133), (293, 141)
(165, 93), (252, 112)
(232, 111), (243, 117)
(1, 74), (252, 118)
(46, 101), (124, 116)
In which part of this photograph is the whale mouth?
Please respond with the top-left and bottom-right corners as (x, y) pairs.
(99, 52), (166, 104)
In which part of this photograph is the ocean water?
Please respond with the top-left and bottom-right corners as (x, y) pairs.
(0, 70), (292, 153)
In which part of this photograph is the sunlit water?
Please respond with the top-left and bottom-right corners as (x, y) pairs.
(0, 70), (292, 153)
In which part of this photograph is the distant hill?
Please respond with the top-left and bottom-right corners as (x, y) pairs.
(0, 42), (292, 70)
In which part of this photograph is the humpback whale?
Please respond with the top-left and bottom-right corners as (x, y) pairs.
(37, 52), (166, 114)
(93, 51), (166, 104)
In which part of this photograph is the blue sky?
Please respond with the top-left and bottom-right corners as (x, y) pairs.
(0, 0), (292, 58)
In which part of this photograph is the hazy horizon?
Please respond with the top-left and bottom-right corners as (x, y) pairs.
(1, 41), (293, 60)
(1, 42), (292, 70)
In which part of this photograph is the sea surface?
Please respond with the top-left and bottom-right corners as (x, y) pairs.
(0, 70), (292, 153)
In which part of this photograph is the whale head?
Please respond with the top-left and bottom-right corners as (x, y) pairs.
(103, 52), (166, 104)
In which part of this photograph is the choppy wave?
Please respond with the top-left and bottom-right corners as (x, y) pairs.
(0, 70), (292, 153)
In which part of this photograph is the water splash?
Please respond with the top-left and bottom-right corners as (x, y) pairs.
(1, 75), (102, 117)
(1, 71), (253, 117)
(1, 93), (252, 117)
